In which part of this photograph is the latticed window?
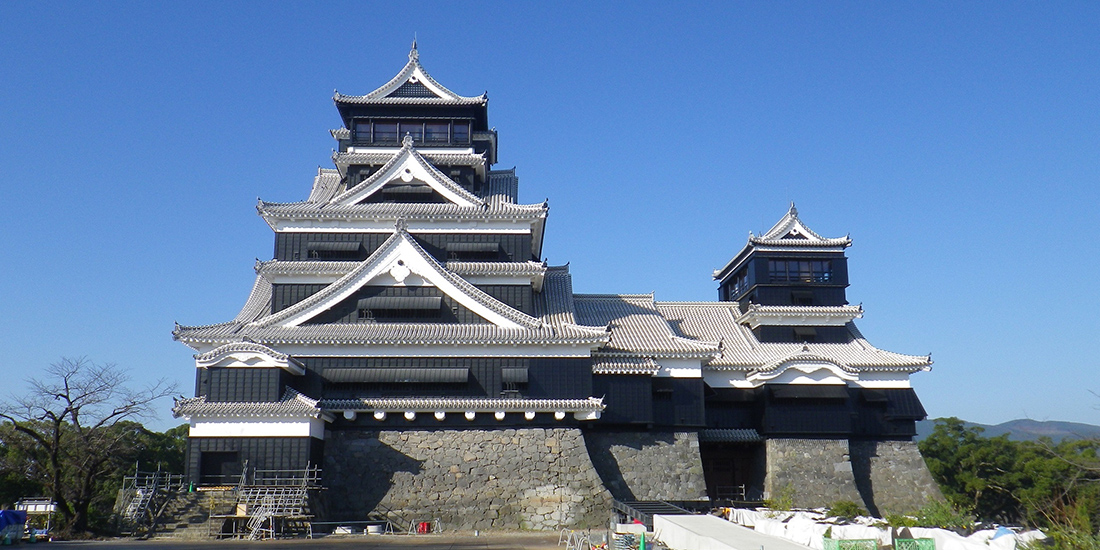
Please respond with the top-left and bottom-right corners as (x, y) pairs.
(768, 259), (831, 283)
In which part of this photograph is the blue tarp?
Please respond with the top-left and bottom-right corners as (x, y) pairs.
(0, 510), (27, 529)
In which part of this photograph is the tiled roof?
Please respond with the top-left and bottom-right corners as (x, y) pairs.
(698, 429), (763, 443)
(256, 259), (547, 281)
(175, 322), (609, 348)
(653, 302), (931, 372)
(735, 304), (864, 328)
(306, 168), (342, 204)
(256, 260), (359, 277)
(330, 128), (350, 140)
(714, 204), (851, 280)
(333, 44), (486, 107)
(321, 396), (604, 413)
(533, 266), (580, 327)
(257, 200), (548, 225)
(193, 341), (293, 363)
(172, 389), (325, 419)
(750, 203), (851, 247)
(333, 151), (487, 171)
(445, 260), (546, 277)
(232, 274), (272, 324)
(592, 356), (661, 376)
(573, 294), (720, 359)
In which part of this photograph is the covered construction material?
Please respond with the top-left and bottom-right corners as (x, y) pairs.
(653, 514), (812, 550)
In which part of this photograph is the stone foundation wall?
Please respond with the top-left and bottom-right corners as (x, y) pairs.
(764, 438), (864, 508)
(851, 439), (943, 515)
(766, 438), (943, 514)
(584, 431), (708, 501)
(323, 428), (612, 531)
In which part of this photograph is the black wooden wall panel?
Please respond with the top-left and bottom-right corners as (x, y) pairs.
(592, 375), (652, 425)
(303, 286), (486, 325)
(526, 358), (591, 399)
(477, 285), (534, 314)
(273, 232), (534, 263)
(200, 368), (285, 402)
(272, 284), (328, 313)
(187, 437), (317, 485)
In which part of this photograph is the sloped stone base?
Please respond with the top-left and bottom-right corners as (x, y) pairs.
(584, 431), (708, 502)
(323, 428), (613, 531)
(765, 438), (942, 514)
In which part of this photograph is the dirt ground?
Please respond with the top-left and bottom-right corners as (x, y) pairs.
(43, 532), (567, 550)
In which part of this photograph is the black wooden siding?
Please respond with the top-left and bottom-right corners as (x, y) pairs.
(725, 253), (850, 306)
(272, 284), (328, 313)
(272, 283), (532, 316)
(186, 437), (323, 485)
(196, 368), (286, 402)
(274, 233), (533, 263)
(701, 386), (927, 437)
(753, 325), (853, 344)
(592, 375), (653, 425)
(303, 286), (482, 324)
(298, 357), (590, 400)
(652, 378), (706, 427)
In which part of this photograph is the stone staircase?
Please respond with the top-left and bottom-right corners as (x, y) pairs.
(149, 492), (218, 540)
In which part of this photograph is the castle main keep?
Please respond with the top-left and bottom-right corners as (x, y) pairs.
(173, 45), (940, 529)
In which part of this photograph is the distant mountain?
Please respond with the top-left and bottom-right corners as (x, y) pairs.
(916, 418), (1100, 442)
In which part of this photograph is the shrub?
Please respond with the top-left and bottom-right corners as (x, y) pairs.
(828, 500), (867, 520)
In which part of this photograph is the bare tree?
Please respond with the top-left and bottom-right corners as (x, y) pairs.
(0, 357), (176, 535)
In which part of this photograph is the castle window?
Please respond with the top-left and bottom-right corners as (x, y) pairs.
(446, 242), (501, 261)
(768, 260), (831, 283)
(374, 122), (399, 142)
(307, 241), (362, 260)
(357, 296), (443, 322)
(793, 327), (817, 342)
(354, 121), (372, 142)
(399, 122), (424, 142)
(425, 123), (449, 143)
(453, 122), (470, 144)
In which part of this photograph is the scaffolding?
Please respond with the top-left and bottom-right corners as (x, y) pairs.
(115, 464), (187, 536)
(209, 462), (320, 540)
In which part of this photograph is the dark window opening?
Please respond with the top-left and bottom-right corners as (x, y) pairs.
(354, 121), (372, 142)
(378, 183), (445, 203)
(425, 123), (449, 143)
(356, 296), (443, 323)
(728, 269), (749, 299)
(453, 123), (470, 144)
(446, 242), (503, 261)
(768, 259), (832, 283)
(399, 122), (423, 142)
(793, 327), (817, 342)
(653, 388), (674, 402)
(374, 122), (399, 143)
(307, 241), (362, 260)
(791, 290), (814, 306)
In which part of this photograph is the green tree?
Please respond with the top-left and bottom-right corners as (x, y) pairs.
(0, 358), (176, 536)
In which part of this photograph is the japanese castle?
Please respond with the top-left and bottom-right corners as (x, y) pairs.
(173, 44), (940, 528)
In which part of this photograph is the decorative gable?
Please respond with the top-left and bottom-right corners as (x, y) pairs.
(333, 42), (487, 106)
(750, 203), (851, 248)
(255, 223), (541, 330)
(332, 136), (483, 208)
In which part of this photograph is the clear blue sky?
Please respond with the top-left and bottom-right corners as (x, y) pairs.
(2, 2), (1098, 431)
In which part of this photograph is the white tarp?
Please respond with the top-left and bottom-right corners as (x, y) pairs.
(654, 514), (814, 550)
(724, 509), (1048, 550)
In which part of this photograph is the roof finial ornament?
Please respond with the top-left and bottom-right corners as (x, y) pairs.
(410, 36), (419, 62)
(789, 201), (798, 218)
(402, 133), (415, 147)
(395, 218), (409, 232)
